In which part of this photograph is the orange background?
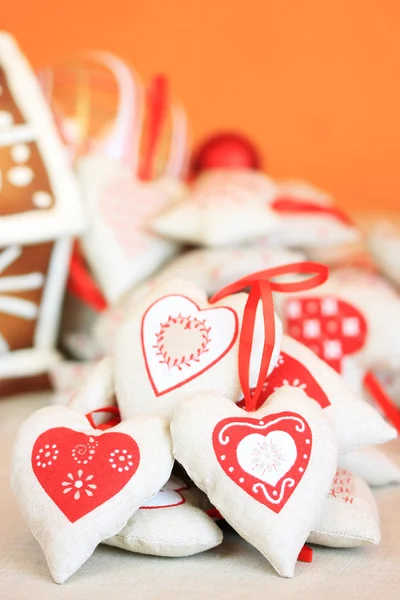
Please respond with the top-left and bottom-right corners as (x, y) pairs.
(3, 0), (400, 212)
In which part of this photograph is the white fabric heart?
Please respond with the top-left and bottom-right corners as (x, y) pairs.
(104, 475), (223, 557)
(338, 447), (400, 487)
(171, 386), (337, 577)
(114, 279), (282, 421)
(309, 469), (381, 547)
(10, 405), (173, 583)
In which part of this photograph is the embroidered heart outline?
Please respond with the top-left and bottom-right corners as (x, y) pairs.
(141, 294), (239, 396)
(32, 428), (140, 523)
(212, 411), (312, 514)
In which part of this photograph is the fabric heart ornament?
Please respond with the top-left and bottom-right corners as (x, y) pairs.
(104, 474), (223, 557)
(92, 246), (306, 357)
(152, 168), (279, 246)
(77, 155), (184, 303)
(338, 447), (400, 487)
(308, 469), (381, 547)
(67, 356), (116, 415)
(10, 405), (173, 583)
(266, 179), (360, 250)
(274, 267), (400, 373)
(114, 279), (282, 421)
(237, 335), (396, 453)
(171, 386), (337, 577)
(76, 71), (188, 303)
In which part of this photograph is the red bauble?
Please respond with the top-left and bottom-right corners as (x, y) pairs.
(191, 131), (262, 175)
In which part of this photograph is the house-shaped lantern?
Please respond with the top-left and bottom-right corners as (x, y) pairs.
(0, 33), (84, 396)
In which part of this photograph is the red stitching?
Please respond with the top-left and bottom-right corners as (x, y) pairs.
(153, 314), (211, 370)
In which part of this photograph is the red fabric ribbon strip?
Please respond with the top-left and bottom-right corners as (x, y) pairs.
(67, 242), (108, 313)
(139, 74), (168, 181)
(85, 406), (121, 430)
(363, 371), (400, 434)
(271, 196), (355, 227)
(210, 262), (329, 413)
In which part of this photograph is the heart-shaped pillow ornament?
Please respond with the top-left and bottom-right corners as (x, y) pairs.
(67, 357), (117, 415)
(308, 469), (381, 548)
(368, 221), (400, 288)
(76, 72), (189, 304)
(114, 279), (282, 421)
(338, 447), (400, 487)
(265, 180), (360, 250)
(10, 405), (173, 583)
(274, 267), (400, 374)
(171, 386), (338, 578)
(152, 168), (279, 247)
(241, 335), (396, 453)
(114, 262), (330, 422)
(104, 474), (223, 557)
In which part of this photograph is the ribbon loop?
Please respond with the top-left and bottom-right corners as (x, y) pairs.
(210, 261), (329, 412)
(85, 406), (121, 430)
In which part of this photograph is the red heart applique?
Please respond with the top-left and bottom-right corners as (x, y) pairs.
(32, 428), (140, 523)
(213, 411), (312, 513)
(142, 294), (238, 396)
(237, 352), (330, 410)
(283, 296), (367, 372)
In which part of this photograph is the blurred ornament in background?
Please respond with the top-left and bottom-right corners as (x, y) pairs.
(190, 131), (262, 175)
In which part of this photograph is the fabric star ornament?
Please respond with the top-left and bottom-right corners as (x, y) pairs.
(152, 168), (279, 246)
(10, 405), (173, 583)
(171, 386), (337, 577)
(104, 474), (223, 557)
(308, 469), (381, 548)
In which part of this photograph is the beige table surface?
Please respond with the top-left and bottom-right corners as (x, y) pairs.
(1, 392), (400, 600)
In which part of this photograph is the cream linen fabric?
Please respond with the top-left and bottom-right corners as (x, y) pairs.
(339, 446), (400, 487)
(171, 387), (338, 578)
(93, 246), (304, 356)
(308, 470), (380, 548)
(152, 168), (278, 246)
(2, 392), (400, 599)
(368, 221), (400, 287)
(77, 154), (185, 303)
(104, 475), (223, 557)
(278, 336), (396, 453)
(273, 268), (400, 372)
(114, 279), (282, 421)
(67, 357), (116, 414)
(10, 405), (173, 583)
(265, 180), (360, 249)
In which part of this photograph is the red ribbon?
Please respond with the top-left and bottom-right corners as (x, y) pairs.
(67, 242), (108, 313)
(363, 371), (400, 434)
(139, 74), (168, 181)
(271, 196), (355, 227)
(210, 262), (329, 412)
(85, 406), (121, 430)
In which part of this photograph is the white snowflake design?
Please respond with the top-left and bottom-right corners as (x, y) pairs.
(62, 470), (97, 500)
(0, 245), (44, 352)
(251, 439), (285, 476)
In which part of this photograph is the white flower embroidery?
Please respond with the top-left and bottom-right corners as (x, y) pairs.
(62, 470), (97, 500)
(276, 354), (285, 366)
(0, 245), (44, 352)
(277, 378), (307, 390)
(251, 439), (285, 475)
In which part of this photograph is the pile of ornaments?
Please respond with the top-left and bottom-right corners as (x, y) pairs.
(5, 40), (400, 584)
(11, 259), (400, 583)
